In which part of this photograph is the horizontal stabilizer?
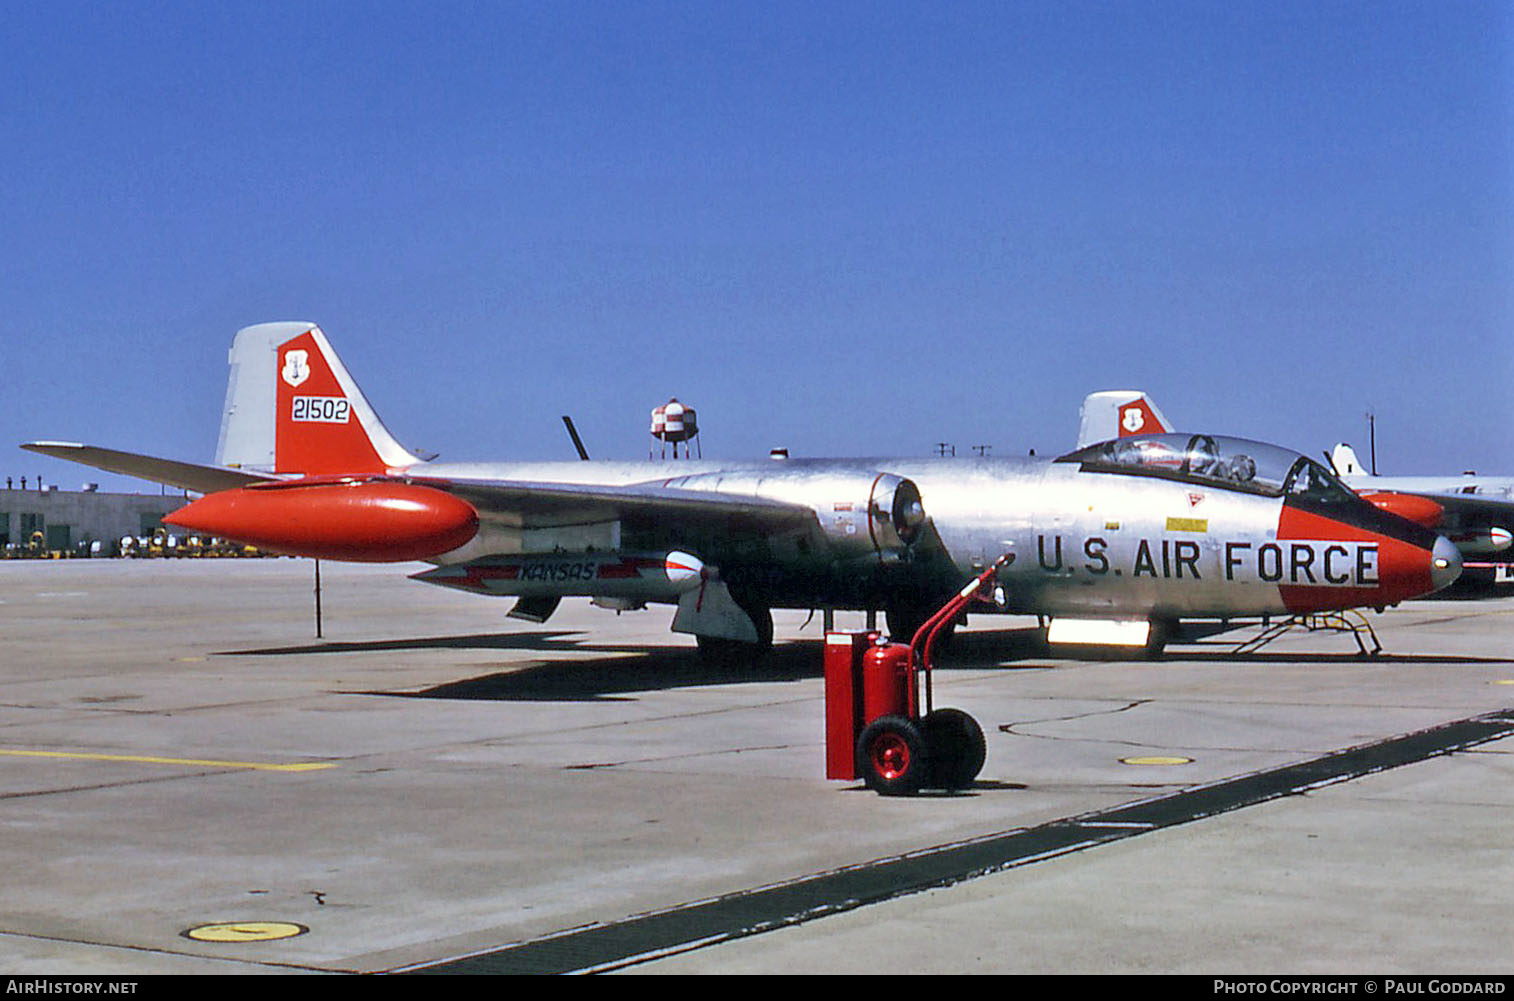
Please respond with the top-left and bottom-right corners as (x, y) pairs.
(21, 441), (277, 495)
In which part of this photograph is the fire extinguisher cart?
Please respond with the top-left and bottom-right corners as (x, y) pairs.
(825, 554), (1012, 796)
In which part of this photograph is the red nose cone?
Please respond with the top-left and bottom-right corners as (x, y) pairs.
(1360, 491), (1444, 529)
(1277, 505), (1440, 613)
(166, 480), (478, 562)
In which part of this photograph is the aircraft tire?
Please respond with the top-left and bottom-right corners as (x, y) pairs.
(886, 604), (956, 647)
(856, 715), (931, 796)
(694, 604), (773, 670)
(1144, 617), (1175, 660)
(921, 707), (986, 790)
(885, 604), (924, 642)
(746, 604), (774, 649)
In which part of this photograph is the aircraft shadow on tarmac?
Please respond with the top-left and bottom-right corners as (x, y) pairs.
(218, 627), (1054, 701)
(229, 630), (591, 658)
(224, 630), (823, 701)
(394, 642), (824, 701)
(217, 625), (1512, 702)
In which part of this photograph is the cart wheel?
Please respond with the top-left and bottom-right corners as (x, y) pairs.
(856, 715), (931, 796)
(922, 708), (986, 790)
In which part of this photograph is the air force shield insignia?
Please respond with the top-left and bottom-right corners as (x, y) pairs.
(282, 350), (310, 388)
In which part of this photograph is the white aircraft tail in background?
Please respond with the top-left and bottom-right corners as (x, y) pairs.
(1329, 443), (1369, 478)
(1075, 391), (1175, 448)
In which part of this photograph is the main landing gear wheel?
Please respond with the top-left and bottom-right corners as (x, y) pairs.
(1144, 617), (1174, 660)
(886, 604), (956, 647)
(856, 715), (931, 796)
(921, 708), (986, 790)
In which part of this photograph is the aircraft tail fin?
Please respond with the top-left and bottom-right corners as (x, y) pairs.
(1076, 391), (1175, 447)
(215, 322), (421, 476)
(1328, 443), (1368, 477)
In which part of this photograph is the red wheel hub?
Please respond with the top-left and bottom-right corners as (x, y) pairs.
(870, 733), (911, 780)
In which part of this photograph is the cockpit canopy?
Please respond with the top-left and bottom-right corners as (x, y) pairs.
(1056, 433), (1359, 505)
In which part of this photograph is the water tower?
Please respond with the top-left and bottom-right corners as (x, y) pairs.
(650, 398), (700, 459)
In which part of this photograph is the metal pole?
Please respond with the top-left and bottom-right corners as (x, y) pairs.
(561, 416), (590, 460)
(1368, 411), (1377, 475)
(314, 559), (324, 638)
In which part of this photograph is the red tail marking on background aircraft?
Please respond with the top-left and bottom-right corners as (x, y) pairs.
(1118, 398), (1167, 437)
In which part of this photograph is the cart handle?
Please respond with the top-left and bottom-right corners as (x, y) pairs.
(908, 551), (1014, 715)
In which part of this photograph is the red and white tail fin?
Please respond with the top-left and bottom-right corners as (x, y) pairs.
(215, 322), (421, 476)
(1076, 391), (1176, 448)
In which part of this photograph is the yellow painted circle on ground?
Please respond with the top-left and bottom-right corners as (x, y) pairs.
(1121, 755), (1193, 766)
(184, 921), (308, 943)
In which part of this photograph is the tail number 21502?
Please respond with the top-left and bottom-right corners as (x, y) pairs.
(291, 396), (351, 424)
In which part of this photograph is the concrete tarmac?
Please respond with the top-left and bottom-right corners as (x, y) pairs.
(0, 559), (1510, 975)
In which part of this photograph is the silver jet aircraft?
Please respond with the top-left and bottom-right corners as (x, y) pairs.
(26, 323), (1463, 660)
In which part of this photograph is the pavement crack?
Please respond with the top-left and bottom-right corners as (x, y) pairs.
(0, 769), (237, 801)
(565, 743), (793, 770)
(997, 699), (1149, 736)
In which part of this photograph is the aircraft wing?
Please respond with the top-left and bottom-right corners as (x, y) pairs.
(424, 476), (820, 533)
(21, 441), (279, 495)
(1420, 492), (1514, 518)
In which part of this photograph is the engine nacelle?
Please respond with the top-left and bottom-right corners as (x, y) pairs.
(655, 467), (928, 559)
(765, 471), (926, 557)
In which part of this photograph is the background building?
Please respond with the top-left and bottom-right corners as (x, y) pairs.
(1, 482), (185, 556)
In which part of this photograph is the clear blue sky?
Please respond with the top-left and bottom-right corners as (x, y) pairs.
(4, 1), (1510, 492)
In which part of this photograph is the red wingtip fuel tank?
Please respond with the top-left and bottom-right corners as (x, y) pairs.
(165, 479), (479, 562)
(1360, 491), (1445, 530)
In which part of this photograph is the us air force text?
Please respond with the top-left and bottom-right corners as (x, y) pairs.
(1037, 535), (1379, 586)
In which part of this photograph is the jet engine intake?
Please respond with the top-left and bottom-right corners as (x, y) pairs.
(870, 474), (926, 550)
(807, 472), (929, 556)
